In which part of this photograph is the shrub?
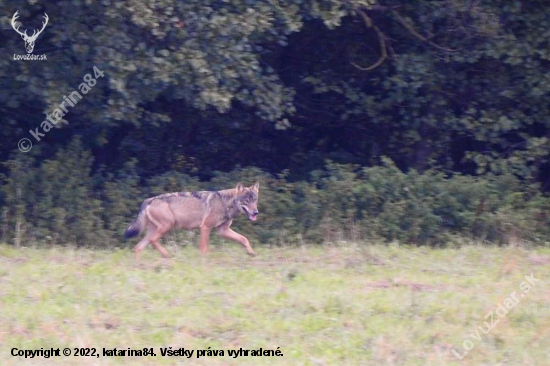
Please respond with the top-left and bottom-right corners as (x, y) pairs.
(1, 142), (548, 247)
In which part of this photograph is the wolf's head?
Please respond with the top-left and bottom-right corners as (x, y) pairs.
(235, 182), (260, 221)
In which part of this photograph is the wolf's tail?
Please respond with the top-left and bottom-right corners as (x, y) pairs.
(124, 202), (148, 240)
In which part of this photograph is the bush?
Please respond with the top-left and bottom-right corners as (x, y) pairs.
(1, 142), (548, 247)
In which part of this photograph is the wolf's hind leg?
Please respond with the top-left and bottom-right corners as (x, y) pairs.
(134, 234), (152, 261)
(134, 221), (159, 260)
(150, 239), (171, 258)
(146, 207), (174, 258)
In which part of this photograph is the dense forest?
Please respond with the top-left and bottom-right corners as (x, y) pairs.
(1, 0), (549, 247)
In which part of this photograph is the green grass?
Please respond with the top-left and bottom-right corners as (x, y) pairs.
(0, 242), (549, 365)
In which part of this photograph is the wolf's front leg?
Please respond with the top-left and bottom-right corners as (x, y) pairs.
(199, 226), (212, 255)
(217, 226), (256, 256)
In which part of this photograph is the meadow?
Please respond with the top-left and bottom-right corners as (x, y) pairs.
(0, 242), (549, 365)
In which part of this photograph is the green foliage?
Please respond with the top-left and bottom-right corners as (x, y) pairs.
(1, 143), (548, 247)
(0, 1), (549, 247)
(100, 159), (143, 242)
(294, 0), (550, 183)
(2, 0), (547, 183)
(1, 139), (105, 246)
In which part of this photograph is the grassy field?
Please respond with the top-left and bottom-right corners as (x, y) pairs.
(0, 242), (549, 365)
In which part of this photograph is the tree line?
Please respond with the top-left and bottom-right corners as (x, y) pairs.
(1, 0), (548, 246)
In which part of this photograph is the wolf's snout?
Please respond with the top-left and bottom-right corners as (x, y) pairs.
(252, 210), (259, 216)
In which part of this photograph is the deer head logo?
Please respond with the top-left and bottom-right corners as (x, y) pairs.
(11, 11), (49, 54)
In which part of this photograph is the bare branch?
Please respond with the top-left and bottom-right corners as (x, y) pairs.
(369, 4), (402, 12)
(350, 9), (388, 72)
(391, 11), (457, 52)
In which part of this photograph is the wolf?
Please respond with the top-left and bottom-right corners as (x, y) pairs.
(124, 182), (260, 260)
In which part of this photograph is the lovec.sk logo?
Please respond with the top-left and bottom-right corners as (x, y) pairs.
(11, 11), (48, 60)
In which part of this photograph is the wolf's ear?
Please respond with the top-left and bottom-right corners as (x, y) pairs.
(236, 182), (245, 193)
(251, 181), (259, 192)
